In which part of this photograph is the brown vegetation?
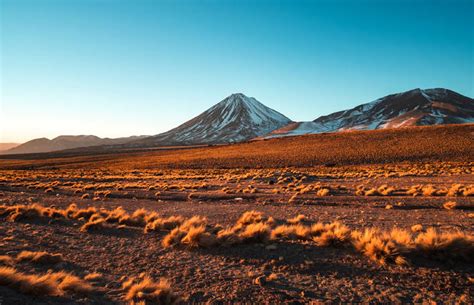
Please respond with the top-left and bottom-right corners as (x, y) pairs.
(0, 267), (93, 296)
(123, 275), (180, 305)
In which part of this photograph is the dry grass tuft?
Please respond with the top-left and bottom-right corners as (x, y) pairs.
(16, 251), (63, 265)
(144, 216), (185, 233)
(352, 228), (411, 266)
(180, 225), (218, 248)
(84, 273), (102, 281)
(443, 201), (457, 210)
(80, 217), (105, 232)
(411, 224), (423, 233)
(312, 221), (351, 247)
(0, 267), (93, 296)
(124, 275), (180, 305)
(415, 228), (474, 262)
(51, 271), (95, 295)
(216, 227), (243, 246)
(287, 214), (307, 224)
(271, 224), (311, 240)
(236, 211), (266, 226)
(238, 222), (271, 243)
(161, 216), (208, 248)
(0, 266), (60, 295)
(0, 255), (14, 266)
(118, 208), (149, 227)
(316, 188), (330, 197)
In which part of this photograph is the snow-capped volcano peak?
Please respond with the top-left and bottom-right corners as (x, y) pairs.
(137, 93), (292, 146)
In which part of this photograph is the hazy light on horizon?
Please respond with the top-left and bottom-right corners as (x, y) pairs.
(1, 0), (473, 143)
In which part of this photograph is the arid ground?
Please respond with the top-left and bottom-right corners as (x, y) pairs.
(0, 125), (473, 304)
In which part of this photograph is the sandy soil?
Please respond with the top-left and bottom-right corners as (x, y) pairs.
(0, 166), (473, 304)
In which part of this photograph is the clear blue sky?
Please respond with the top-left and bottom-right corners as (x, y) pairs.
(1, 0), (473, 143)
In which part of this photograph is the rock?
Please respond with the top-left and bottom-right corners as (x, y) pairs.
(265, 244), (277, 250)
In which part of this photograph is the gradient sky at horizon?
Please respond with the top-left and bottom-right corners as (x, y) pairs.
(1, 0), (473, 143)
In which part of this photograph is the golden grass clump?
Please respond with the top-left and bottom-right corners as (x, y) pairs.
(64, 203), (78, 218)
(16, 251), (63, 265)
(180, 225), (218, 248)
(422, 184), (437, 196)
(81, 193), (90, 199)
(238, 222), (271, 243)
(411, 224), (423, 233)
(0, 266), (59, 296)
(124, 275), (180, 305)
(316, 188), (330, 197)
(377, 185), (395, 196)
(161, 216), (208, 248)
(144, 216), (185, 233)
(80, 217), (105, 232)
(3, 204), (51, 222)
(236, 210), (266, 226)
(351, 228), (412, 266)
(414, 228), (474, 262)
(271, 224), (311, 240)
(406, 185), (422, 196)
(443, 201), (457, 210)
(84, 273), (102, 281)
(287, 214), (307, 224)
(0, 255), (14, 266)
(216, 227), (243, 246)
(288, 193), (299, 203)
(72, 206), (98, 220)
(462, 185), (474, 196)
(0, 267), (93, 296)
(50, 271), (95, 295)
(312, 221), (351, 247)
(118, 208), (149, 227)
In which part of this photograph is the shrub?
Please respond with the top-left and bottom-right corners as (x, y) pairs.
(180, 225), (217, 248)
(287, 214), (307, 224)
(0, 267), (93, 296)
(443, 201), (457, 210)
(124, 275), (180, 305)
(352, 228), (411, 266)
(239, 222), (271, 243)
(16, 251), (63, 265)
(80, 218), (105, 232)
(415, 228), (474, 262)
(312, 222), (350, 247)
(316, 188), (330, 197)
(271, 224), (311, 240)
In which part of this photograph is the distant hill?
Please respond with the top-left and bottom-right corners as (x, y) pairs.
(0, 143), (20, 152)
(266, 88), (473, 137)
(2, 135), (148, 155)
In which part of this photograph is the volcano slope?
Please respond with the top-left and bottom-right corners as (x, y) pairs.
(0, 124), (473, 304)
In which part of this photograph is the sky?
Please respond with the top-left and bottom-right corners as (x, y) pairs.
(1, 0), (473, 143)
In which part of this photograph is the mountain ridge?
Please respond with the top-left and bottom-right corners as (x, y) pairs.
(265, 88), (473, 137)
(3, 88), (473, 154)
